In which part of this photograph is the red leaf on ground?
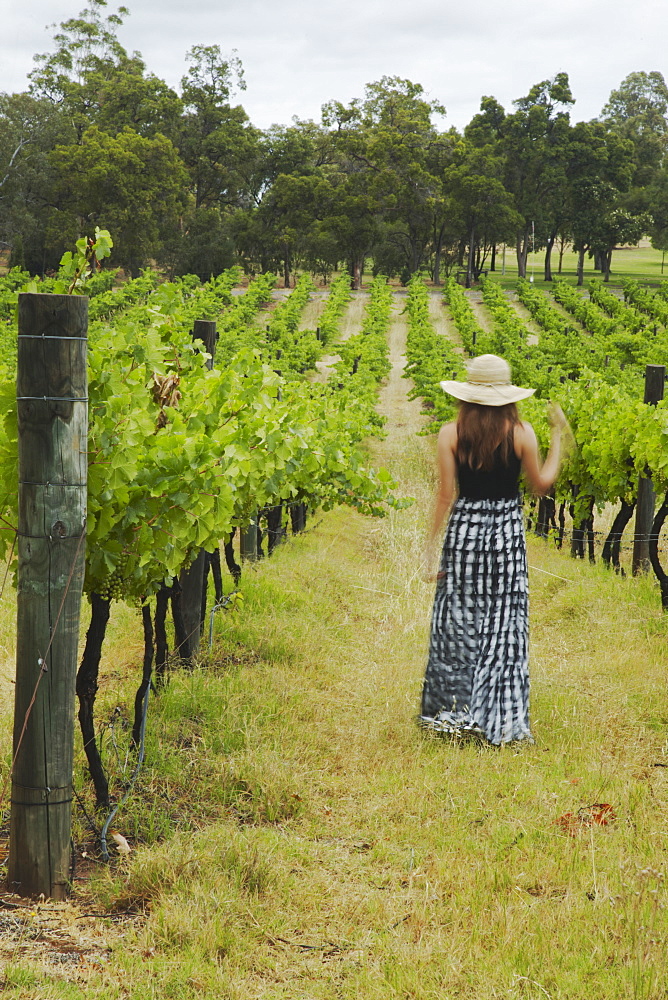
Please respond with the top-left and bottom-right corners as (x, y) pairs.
(581, 803), (616, 826)
(556, 803), (616, 835)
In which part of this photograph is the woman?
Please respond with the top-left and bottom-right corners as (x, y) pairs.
(420, 354), (566, 745)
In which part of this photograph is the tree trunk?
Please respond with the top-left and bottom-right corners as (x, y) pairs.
(224, 530), (241, 585)
(209, 548), (223, 602)
(177, 550), (207, 662)
(516, 232), (529, 280)
(570, 521), (585, 558)
(576, 247), (586, 287)
(557, 502), (566, 549)
(466, 223), (475, 288)
(170, 578), (189, 664)
(266, 505), (285, 555)
(535, 494), (556, 538)
(490, 244), (496, 273)
(602, 499), (635, 573)
(201, 557), (210, 640)
(154, 586), (170, 684)
(649, 493), (668, 609)
(544, 232), (556, 281)
(433, 245), (442, 285)
(457, 239), (466, 267)
(586, 516), (595, 563)
(290, 503), (307, 534)
(558, 236), (566, 274)
(76, 594), (111, 808)
(132, 604), (153, 746)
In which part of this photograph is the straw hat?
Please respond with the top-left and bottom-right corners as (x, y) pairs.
(440, 354), (534, 406)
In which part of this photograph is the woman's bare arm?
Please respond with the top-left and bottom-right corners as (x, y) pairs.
(424, 422), (458, 578)
(516, 405), (566, 495)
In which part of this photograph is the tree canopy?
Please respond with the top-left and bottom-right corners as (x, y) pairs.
(2, 3), (668, 284)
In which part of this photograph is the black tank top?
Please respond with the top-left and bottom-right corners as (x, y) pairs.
(457, 433), (521, 500)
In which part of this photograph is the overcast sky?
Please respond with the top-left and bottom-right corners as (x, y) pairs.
(2, 0), (666, 130)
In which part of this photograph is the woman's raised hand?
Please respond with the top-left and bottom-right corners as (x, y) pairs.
(547, 402), (568, 430)
(547, 401), (576, 456)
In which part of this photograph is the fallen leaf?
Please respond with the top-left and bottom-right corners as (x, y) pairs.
(582, 803), (616, 826)
(110, 831), (131, 856)
(556, 803), (616, 836)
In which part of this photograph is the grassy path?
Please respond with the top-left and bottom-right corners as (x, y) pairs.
(465, 287), (495, 334)
(428, 289), (464, 354)
(297, 289), (329, 332)
(312, 290), (368, 383)
(4, 291), (668, 997)
(506, 287), (541, 345)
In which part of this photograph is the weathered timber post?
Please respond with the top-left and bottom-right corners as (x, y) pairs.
(178, 321), (217, 661)
(8, 293), (87, 899)
(633, 364), (665, 576)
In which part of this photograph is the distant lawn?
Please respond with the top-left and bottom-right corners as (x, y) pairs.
(485, 242), (668, 291)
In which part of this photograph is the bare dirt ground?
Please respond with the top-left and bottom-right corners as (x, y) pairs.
(0, 892), (124, 979)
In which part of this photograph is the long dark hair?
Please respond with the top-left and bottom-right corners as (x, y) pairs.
(456, 402), (520, 472)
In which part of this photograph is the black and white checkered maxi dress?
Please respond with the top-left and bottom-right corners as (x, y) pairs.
(420, 492), (531, 745)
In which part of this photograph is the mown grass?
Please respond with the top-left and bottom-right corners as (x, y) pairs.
(3, 299), (668, 996)
(486, 242), (668, 291)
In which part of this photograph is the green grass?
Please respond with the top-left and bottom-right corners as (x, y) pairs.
(486, 242), (668, 292)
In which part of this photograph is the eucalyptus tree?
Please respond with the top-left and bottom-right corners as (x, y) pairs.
(170, 45), (260, 278)
(644, 167), (668, 269)
(443, 138), (520, 286)
(49, 126), (188, 276)
(567, 120), (635, 284)
(28, 0), (134, 142)
(499, 74), (575, 278)
(16, 0), (191, 274)
(600, 71), (668, 188)
(0, 92), (70, 271)
(229, 120), (334, 283)
(178, 45), (258, 213)
(322, 77), (447, 284)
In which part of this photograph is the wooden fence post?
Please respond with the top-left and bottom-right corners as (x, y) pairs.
(177, 321), (217, 661)
(8, 293), (87, 899)
(633, 364), (665, 576)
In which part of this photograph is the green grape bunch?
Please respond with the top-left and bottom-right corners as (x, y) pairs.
(98, 553), (129, 603)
